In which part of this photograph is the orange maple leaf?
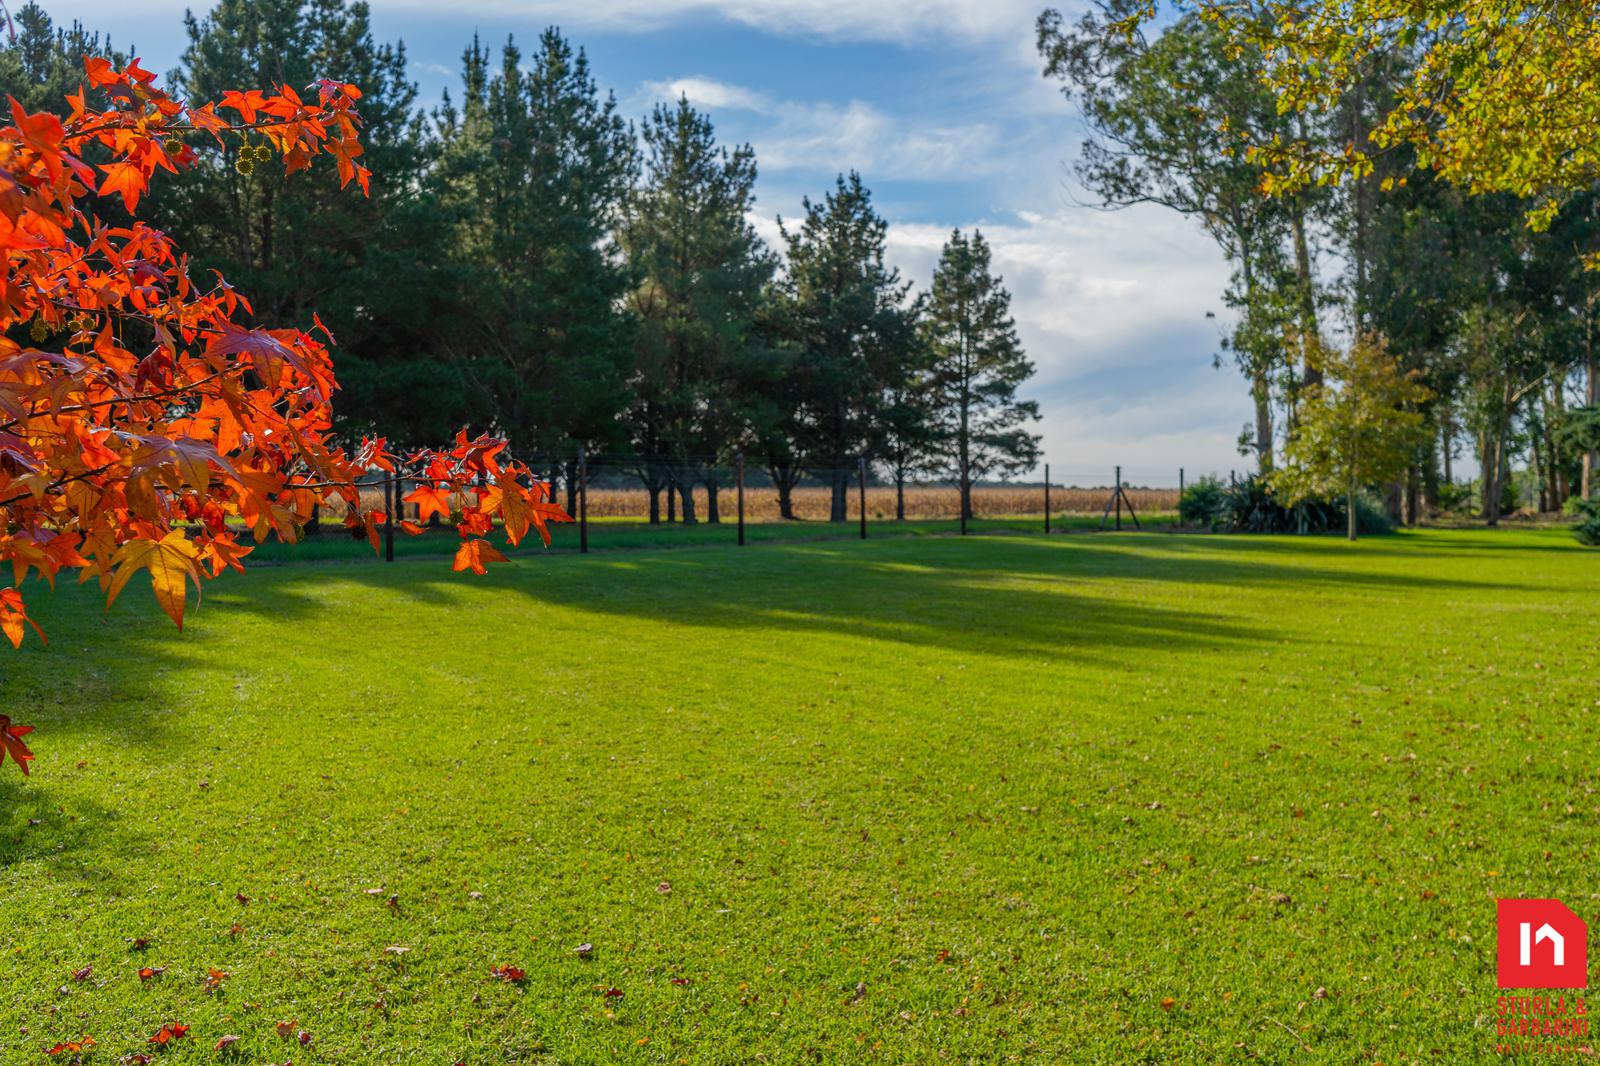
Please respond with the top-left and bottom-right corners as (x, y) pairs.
(405, 484), (453, 523)
(453, 539), (507, 575)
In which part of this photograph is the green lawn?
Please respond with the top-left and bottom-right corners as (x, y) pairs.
(0, 527), (1590, 1062)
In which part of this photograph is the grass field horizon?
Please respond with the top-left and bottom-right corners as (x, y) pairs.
(1, 527), (1592, 1062)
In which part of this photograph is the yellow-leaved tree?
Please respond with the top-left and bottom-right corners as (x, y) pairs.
(1271, 337), (1432, 540)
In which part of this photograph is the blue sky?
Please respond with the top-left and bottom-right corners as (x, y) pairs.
(53, 0), (1249, 485)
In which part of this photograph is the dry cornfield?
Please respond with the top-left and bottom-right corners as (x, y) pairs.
(581, 484), (1178, 521)
(323, 481), (1178, 523)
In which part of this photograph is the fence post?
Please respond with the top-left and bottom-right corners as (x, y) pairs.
(1044, 463), (1051, 534)
(858, 456), (868, 540)
(736, 451), (746, 546)
(384, 470), (396, 563)
(1115, 465), (1123, 532)
(578, 448), (588, 554)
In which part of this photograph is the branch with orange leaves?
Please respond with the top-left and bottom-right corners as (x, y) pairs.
(0, 58), (568, 776)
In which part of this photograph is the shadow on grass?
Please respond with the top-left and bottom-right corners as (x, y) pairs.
(0, 526), (1566, 834)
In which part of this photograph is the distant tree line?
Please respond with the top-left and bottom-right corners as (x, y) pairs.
(1040, 1), (1600, 525)
(6, 0), (1039, 524)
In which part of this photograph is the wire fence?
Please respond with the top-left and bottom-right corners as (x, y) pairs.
(297, 452), (1211, 562)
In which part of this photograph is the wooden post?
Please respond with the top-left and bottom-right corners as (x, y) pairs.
(1044, 463), (1051, 534)
(384, 471), (395, 562)
(858, 455), (868, 540)
(736, 451), (746, 546)
(578, 448), (588, 554)
(1115, 465), (1122, 532)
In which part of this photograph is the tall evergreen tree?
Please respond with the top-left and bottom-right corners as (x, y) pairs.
(0, 2), (123, 113)
(777, 173), (920, 522)
(924, 230), (1040, 519)
(620, 98), (776, 524)
(433, 31), (637, 469)
(153, 0), (460, 447)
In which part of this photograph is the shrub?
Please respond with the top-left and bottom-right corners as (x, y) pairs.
(1572, 497), (1600, 546)
(1214, 475), (1392, 535)
(1179, 477), (1227, 528)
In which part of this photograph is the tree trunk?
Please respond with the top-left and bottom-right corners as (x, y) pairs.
(829, 466), (848, 522)
(565, 459), (578, 517)
(1588, 336), (1598, 499)
(1290, 196), (1321, 395)
(648, 484), (661, 525)
(306, 502), (322, 536)
(895, 471), (905, 521)
(1347, 481), (1358, 541)
(667, 478), (677, 523)
(677, 480), (697, 525)
(704, 473), (720, 524)
(769, 460), (800, 520)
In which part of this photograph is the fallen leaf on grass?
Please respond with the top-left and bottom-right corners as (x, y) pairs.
(43, 1036), (94, 1056)
(1160, 998), (1176, 1012)
(655, 881), (671, 895)
(574, 943), (593, 959)
(137, 966), (166, 983)
(384, 945), (410, 956)
(127, 937), (150, 951)
(234, 893), (249, 906)
(147, 1023), (190, 1045)
(213, 1034), (239, 1052)
(69, 965), (92, 982)
(601, 987), (624, 1000)
(274, 1020), (296, 1039)
(204, 967), (228, 993)
(849, 981), (866, 1004)
(490, 965), (525, 983)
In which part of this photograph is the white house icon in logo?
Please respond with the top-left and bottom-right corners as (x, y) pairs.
(1521, 922), (1566, 967)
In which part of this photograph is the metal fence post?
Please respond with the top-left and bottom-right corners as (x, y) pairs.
(1044, 463), (1051, 534)
(578, 448), (588, 554)
(858, 456), (868, 540)
(736, 451), (746, 546)
(1115, 465), (1123, 532)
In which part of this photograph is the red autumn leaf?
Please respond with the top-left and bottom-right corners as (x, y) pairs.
(489, 964), (525, 983)
(213, 1034), (240, 1052)
(453, 539), (507, 576)
(0, 714), (35, 775)
(97, 160), (147, 212)
(69, 964), (92, 982)
(147, 1022), (190, 1044)
(404, 483), (453, 523)
(43, 1036), (94, 1056)
(137, 965), (166, 982)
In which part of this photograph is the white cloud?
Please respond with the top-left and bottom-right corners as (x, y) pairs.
(639, 77), (1001, 181)
(752, 201), (1250, 475)
(63, 0), (1049, 44)
(642, 76), (771, 112)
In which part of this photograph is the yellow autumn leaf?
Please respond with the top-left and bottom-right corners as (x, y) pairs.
(107, 530), (203, 630)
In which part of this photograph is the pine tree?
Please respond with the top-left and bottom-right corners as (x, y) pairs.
(151, 0), (462, 447)
(924, 229), (1040, 520)
(433, 30), (638, 467)
(620, 98), (776, 524)
(778, 173), (920, 522)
